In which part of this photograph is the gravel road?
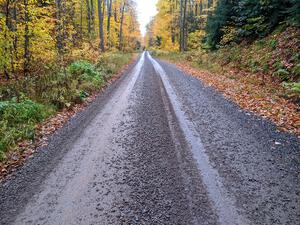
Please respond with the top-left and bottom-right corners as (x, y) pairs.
(0, 52), (299, 225)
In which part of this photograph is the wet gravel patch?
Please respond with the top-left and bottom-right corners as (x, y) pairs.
(114, 58), (218, 224)
(157, 60), (300, 225)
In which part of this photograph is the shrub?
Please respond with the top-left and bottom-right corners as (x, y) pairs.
(273, 60), (285, 70)
(256, 40), (266, 49)
(0, 98), (52, 157)
(268, 39), (278, 49)
(39, 60), (105, 108)
(0, 53), (133, 160)
(0, 99), (49, 124)
(39, 71), (80, 109)
(291, 82), (300, 93)
(68, 60), (101, 79)
(283, 82), (300, 96)
(273, 69), (290, 81)
(292, 63), (300, 77)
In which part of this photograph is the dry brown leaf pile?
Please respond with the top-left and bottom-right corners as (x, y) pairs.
(174, 61), (300, 138)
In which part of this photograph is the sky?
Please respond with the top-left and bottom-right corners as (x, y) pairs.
(135, 0), (159, 36)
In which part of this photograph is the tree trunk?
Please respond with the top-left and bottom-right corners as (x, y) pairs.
(86, 0), (91, 34)
(102, 0), (105, 25)
(119, 1), (125, 51)
(199, 0), (203, 15)
(11, 1), (17, 77)
(171, 0), (176, 44)
(80, 0), (83, 35)
(114, 5), (117, 22)
(183, 0), (187, 51)
(4, 0), (11, 80)
(207, 0), (213, 16)
(107, 0), (112, 48)
(55, 0), (63, 53)
(62, 0), (68, 46)
(97, 0), (105, 51)
(90, 0), (95, 33)
(179, 0), (184, 52)
(24, 0), (30, 77)
(70, 1), (77, 45)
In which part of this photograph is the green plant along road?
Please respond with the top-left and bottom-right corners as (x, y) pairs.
(0, 53), (132, 160)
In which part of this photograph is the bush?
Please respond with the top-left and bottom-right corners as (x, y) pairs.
(0, 99), (49, 124)
(39, 60), (105, 108)
(68, 60), (104, 96)
(291, 82), (300, 93)
(0, 98), (52, 158)
(268, 39), (278, 49)
(0, 53), (133, 159)
(283, 82), (300, 97)
(273, 69), (290, 81)
(37, 71), (79, 109)
(68, 60), (102, 79)
(97, 52), (132, 77)
(292, 63), (300, 77)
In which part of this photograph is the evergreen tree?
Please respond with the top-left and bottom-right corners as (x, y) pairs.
(205, 0), (234, 48)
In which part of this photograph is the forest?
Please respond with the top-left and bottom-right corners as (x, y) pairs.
(0, 0), (141, 80)
(146, 0), (300, 137)
(146, 0), (300, 50)
(146, 0), (300, 83)
(0, 0), (140, 160)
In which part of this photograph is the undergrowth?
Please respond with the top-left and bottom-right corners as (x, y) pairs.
(0, 97), (54, 160)
(0, 52), (132, 160)
(153, 27), (300, 98)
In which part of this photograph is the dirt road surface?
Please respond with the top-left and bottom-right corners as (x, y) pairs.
(0, 52), (299, 225)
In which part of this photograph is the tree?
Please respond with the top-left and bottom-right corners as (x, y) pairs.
(97, 0), (104, 51)
(146, 0), (216, 51)
(0, 0), (141, 79)
(107, 0), (112, 48)
(23, 0), (30, 77)
(147, 0), (299, 51)
(205, 0), (233, 48)
(119, 0), (125, 50)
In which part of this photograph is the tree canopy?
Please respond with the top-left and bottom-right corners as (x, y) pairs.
(146, 0), (300, 51)
(0, 0), (141, 80)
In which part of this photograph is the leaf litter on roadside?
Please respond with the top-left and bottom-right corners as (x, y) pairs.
(173, 61), (300, 139)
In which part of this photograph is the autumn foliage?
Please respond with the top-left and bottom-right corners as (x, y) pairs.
(0, 0), (141, 163)
(0, 0), (141, 80)
(149, 0), (300, 137)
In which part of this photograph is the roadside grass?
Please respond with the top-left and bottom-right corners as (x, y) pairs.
(0, 52), (133, 161)
(0, 98), (54, 160)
